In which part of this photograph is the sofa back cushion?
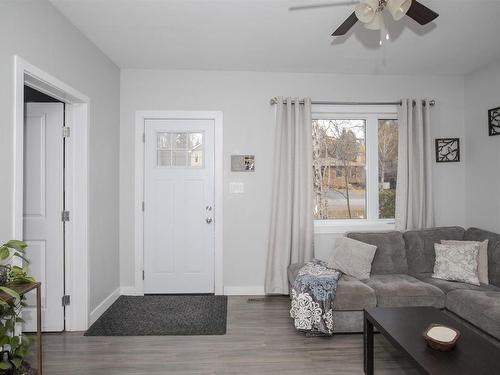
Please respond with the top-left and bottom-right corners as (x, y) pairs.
(464, 228), (500, 288)
(404, 226), (465, 275)
(346, 231), (407, 275)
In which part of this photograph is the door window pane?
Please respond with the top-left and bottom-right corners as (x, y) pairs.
(378, 119), (398, 219)
(189, 133), (203, 149)
(157, 150), (172, 166)
(172, 133), (188, 149)
(157, 133), (171, 149)
(172, 151), (188, 167)
(313, 119), (366, 220)
(190, 150), (203, 167)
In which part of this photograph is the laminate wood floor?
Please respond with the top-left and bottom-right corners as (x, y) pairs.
(35, 296), (419, 374)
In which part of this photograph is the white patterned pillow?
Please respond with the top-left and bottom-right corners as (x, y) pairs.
(433, 243), (480, 286)
(442, 240), (489, 284)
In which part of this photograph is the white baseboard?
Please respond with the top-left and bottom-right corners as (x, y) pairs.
(224, 286), (265, 295)
(120, 286), (144, 296)
(89, 287), (120, 326)
(120, 285), (265, 296)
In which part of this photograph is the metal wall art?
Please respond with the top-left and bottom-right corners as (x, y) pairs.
(489, 107), (500, 136)
(435, 138), (460, 163)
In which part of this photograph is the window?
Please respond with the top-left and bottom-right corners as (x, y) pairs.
(312, 106), (398, 224)
(157, 132), (204, 168)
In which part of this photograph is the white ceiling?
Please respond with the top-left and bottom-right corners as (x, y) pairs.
(49, 0), (500, 75)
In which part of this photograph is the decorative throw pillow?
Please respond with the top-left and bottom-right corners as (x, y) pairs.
(442, 240), (489, 285)
(433, 243), (480, 286)
(327, 237), (377, 280)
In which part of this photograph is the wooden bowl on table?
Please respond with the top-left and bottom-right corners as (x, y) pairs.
(423, 324), (461, 351)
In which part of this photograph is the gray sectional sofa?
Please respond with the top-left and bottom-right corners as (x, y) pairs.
(288, 226), (500, 341)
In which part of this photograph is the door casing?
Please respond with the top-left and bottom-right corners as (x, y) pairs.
(134, 111), (223, 296)
(13, 56), (90, 331)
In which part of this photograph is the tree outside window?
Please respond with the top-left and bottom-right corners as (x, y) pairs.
(313, 119), (366, 220)
(378, 119), (398, 219)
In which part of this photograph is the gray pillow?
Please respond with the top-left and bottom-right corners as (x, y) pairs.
(433, 243), (480, 286)
(328, 237), (377, 280)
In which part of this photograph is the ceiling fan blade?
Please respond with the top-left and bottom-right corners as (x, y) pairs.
(289, 1), (356, 11)
(332, 12), (358, 36)
(406, 0), (439, 25)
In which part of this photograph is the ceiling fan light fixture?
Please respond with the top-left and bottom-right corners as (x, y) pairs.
(386, 0), (413, 21)
(354, 0), (379, 24)
(364, 11), (385, 30)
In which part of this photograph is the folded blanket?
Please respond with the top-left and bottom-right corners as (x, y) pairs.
(290, 259), (342, 335)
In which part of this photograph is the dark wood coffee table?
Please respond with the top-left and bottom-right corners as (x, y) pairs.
(364, 307), (500, 375)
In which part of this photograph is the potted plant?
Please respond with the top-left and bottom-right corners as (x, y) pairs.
(0, 240), (36, 374)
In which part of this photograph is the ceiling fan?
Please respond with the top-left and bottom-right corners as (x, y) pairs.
(332, 0), (439, 36)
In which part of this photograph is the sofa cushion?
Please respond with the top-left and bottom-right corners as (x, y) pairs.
(346, 231), (408, 275)
(415, 273), (500, 294)
(334, 275), (377, 311)
(363, 274), (445, 308)
(446, 290), (500, 341)
(464, 228), (500, 288)
(404, 226), (465, 275)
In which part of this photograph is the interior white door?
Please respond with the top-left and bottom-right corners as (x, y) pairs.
(23, 103), (65, 332)
(144, 119), (215, 294)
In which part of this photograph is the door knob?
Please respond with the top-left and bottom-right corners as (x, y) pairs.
(206, 217), (213, 224)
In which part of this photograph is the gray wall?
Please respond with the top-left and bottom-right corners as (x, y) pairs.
(465, 60), (500, 233)
(120, 69), (467, 292)
(0, 0), (120, 311)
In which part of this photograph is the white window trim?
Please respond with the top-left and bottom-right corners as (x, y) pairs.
(312, 105), (398, 234)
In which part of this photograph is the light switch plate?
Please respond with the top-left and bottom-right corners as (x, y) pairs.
(229, 182), (245, 194)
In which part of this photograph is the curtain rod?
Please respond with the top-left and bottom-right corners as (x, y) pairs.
(269, 98), (436, 107)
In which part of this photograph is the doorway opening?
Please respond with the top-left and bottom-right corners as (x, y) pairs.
(13, 56), (90, 331)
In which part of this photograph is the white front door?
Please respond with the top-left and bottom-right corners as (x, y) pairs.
(23, 103), (65, 331)
(144, 119), (215, 294)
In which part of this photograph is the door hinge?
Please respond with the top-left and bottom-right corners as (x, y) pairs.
(62, 126), (71, 138)
(142, 201), (145, 211)
(62, 295), (70, 306)
(142, 270), (145, 280)
(61, 211), (70, 222)
(142, 133), (145, 143)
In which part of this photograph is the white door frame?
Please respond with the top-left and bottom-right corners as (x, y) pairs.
(13, 56), (90, 331)
(134, 111), (223, 295)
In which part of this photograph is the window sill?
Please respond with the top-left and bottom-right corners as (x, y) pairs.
(314, 219), (396, 234)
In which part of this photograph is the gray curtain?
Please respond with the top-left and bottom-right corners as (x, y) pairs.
(395, 98), (435, 231)
(265, 97), (314, 295)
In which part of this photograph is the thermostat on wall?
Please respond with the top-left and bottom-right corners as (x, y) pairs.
(231, 155), (255, 172)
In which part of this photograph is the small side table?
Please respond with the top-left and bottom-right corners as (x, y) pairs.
(0, 282), (42, 375)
